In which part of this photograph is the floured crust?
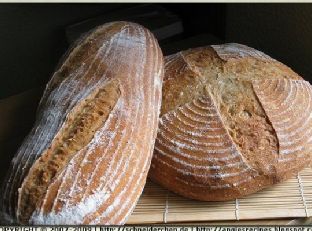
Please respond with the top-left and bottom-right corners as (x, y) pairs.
(1, 21), (164, 224)
(151, 94), (262, 200)
(17, 79), (121, 223)
(253, 79), (312, 181)
(149, 43), (311, 201)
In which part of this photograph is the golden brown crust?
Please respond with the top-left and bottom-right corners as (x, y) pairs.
(1, 21), (164, 224)
(149, 43), (311, 201)
(253, 78), (312, 181)
(17, 80), (121, 223)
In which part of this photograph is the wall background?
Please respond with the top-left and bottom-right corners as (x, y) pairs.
(1, 4), (311, 99)
(0, 3), (312, 183)
(0, 4), (131, 98)
(226, 4), (312, 82)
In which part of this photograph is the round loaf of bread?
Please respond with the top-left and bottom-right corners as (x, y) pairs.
(0, 21), (163, 224)
(149, 43), (312, 201)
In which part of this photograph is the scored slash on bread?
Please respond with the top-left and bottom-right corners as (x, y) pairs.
(152, 94), (259, 200)
(149, 43), (312, 201)
(253, 79), (312, 177)
(1, 24), (311, 224)
(1, 21), (164, 225)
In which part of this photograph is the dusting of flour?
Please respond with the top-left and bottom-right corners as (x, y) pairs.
(30, 191), (110, 225)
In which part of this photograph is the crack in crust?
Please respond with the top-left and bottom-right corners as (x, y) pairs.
(151, 92), (259, 200)
(17, 80), (121, 224)
(253, 79), (312, 179)
(1, 21), (164, 225)
(150, 43), (310, 201)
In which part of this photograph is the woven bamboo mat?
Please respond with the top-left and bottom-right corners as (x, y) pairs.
(127, 168), (312, 224)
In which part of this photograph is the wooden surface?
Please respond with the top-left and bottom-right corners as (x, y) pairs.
(0, 89), (311, 225)
(127, 168), (312, 224)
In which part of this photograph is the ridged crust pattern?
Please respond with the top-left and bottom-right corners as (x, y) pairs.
(1, 21), (163, 224)
(149, 43), (312, 201)
(151, 94), (260, 200)
(253, 79), (312, 177)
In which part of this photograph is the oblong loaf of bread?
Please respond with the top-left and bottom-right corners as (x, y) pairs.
(149, 43), (312, 201)
(1, 21), (163, 224)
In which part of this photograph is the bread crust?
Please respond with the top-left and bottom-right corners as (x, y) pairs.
(149, 43), (311, 201)
(1, 21), (163, 224)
